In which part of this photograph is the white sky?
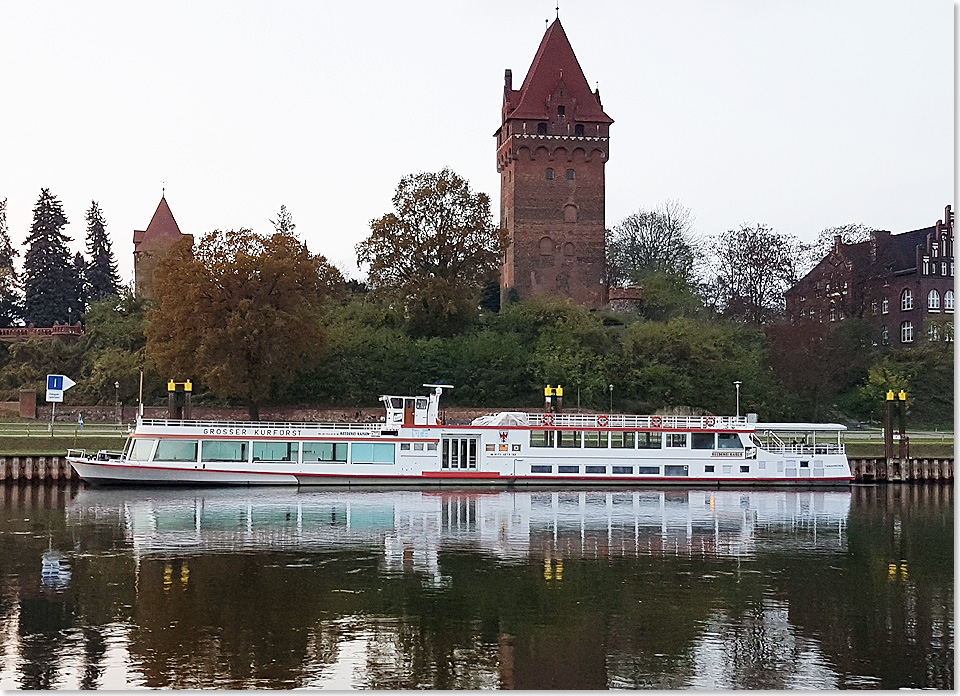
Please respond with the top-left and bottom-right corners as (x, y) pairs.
(0, 0), (953, 284)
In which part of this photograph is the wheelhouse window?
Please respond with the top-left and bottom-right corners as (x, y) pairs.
(900, 321), (914, 343)
(253, 441), (299, 462)
(155, 439), (198, 462)
(201, 440), (249, 462)
(900, 289), (913, 311)
(928, 290), (941, 310)
(665, 433), (687, 448)
(302, 442), (347, 462)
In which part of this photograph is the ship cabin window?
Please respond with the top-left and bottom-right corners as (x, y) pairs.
(558, 430), (581, 448)
(583, 431), (608, 448)
(717, 433), (744, 449)
(664, 465), (689, 476)
(155, 439), (198, 462)
(691, 433), (714, 450)
(530, 430), (555, 447)
(636, 432), (662, 449)
(610, 432), (635, 448)
(303, 442), (348, 462)
(253, 441), (299, 462)
(129, 438), (157, 462)
(201, 440), (249, 463)
(352, 442), (395, 465)
(705, 465), (715, 473)
(638, 466), (660, 475)
(665, 433), (687, 448)
(390, 398), (403, 408)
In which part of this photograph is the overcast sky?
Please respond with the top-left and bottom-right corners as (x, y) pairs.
(0, 0), (953, 284)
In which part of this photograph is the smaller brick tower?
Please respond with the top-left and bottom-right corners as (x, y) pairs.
(132, 196), (193, 301)
(496, 19), (613, 307)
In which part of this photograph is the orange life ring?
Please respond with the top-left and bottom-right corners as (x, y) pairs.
(651, 415), (663, 428)
(597, 414), (609, 427)
(706, 416), (717, 427)
(542, 413), (555, 426)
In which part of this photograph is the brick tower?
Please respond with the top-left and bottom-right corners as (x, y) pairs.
(133, 196), (193, 301)
(496, 19), (613, 307)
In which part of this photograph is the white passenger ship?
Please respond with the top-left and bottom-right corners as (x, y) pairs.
(67, 384), (853, 486)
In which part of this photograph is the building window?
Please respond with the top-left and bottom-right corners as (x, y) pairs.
(574, 124), (584, 136)
(928, 324), (940, 341)
(829, 306), (837, 322)
(871, 300), (878, 315)
(928, 289), (941, 311)
(923, 257), (930, 275)
(900, 289), (913, 311)
(537, 122), (547, 135)
(946, 322), (954, 342)
(546, 168), (554, 180)
(945, 290), (954, 312)
(881, 326), (889, 346)
(881, 298), (889, 314)
(900, 321), (913, 343)
(566, 169), (575, 180)
(557, 105), (565, 117)
(942, 262), (947, 276)
(539, 237), (554, 255)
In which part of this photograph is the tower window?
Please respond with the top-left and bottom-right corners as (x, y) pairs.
(566, 169), (575, 180)
(537, 122), (547, 135)
(546, 168), (554, 180)
(575, 124), (584, 136)
(557, 105), (565, 117)
(928, 289), (941, 310)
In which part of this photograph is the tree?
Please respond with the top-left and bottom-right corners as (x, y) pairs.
(84, 201), (121, 303)
(270, 204), (296, 236)
(0, 198), (22, 327)
(704, 224), (804, 324)
(356, 168), (506, 337)
(147, 229), (343, 420)
(23, 188), (78, 326)
(606, 200), (698, 285)
(70, 251), (86, 321)
(802, 223), (876, 274)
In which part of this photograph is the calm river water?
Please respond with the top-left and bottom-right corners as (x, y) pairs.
(0, 484), (951, 689)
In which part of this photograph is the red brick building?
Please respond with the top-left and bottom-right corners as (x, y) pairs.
(133, 196), (193, 301)
(785, 205), (954, 348)
(495, 19), (612, 307)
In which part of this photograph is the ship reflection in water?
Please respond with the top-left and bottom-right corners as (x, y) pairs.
(0, 485), (952, 689)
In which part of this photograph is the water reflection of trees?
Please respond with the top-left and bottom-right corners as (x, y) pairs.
(0, 485), (952, 689)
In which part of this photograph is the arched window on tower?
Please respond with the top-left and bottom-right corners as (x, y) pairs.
(574, 124), (584, 136)
(546, 168), (554, 180)
(537, 122), (547, 135)
(566, 169), (575, 180)
(900, 288), (913, 311)
(539, 237), (554, 256)
(928, 289), (941, 310)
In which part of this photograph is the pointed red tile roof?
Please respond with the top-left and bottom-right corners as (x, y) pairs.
(133, 196), (187, 250)
(506, 19), (612, 124)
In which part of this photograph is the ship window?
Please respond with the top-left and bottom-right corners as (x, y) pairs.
(546, 167), (554, 180)
(252, 441), (298, 462)
(717, 433), (744, 449)
(530, 430), (555, 447)
(705, 465), (715, 473)
(302, 442), (348, 462)
(558, 465), (579, 473)
(155, 439), (198, 462)
(201, 440), (249, 463)
(583, 431), (608, 448)
(416, 398), (427, 409)
(427, 442), (437, 450)
(558, 430), (581, 447)
(664, 465), (689, 476)
(575, 124), (584, 136)
(665, 433), (687, 448)
(401, 443), (412, 450)
(637, 466), (660, 475)
(740, 465), (750, 473)
(566, 169), (575, 180)
(612, 466), (633, 474)
(537, 122), (547, 135)
(531, 465), (552, 474)
(636, 432), (661, 449)
(414, 442), (425, 451)
(390, 398), (403, 409)
(585, 465), (605, 474)
(610, 432), (635, 448)
(130, 438), (157, 462)
(691, 433), (714, 449)
(352, 442), (394, 465)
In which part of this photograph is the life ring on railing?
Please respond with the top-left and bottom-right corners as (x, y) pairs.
(542, 413), (555, 426)
(706, 416), (716, 428)
(651, 415), (663, 428)
(597, 414), (609, 427)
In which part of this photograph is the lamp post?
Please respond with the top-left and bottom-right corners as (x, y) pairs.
(608, 384), (613, 413)
(734, 381), (742, 418)
(114, 381), (120, 424)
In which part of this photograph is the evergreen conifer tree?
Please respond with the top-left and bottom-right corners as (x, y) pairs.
(0, 198), (23, 326)
(23, 188), (76, 326)
(70, 251), (87, 322)
(84, 200), (121, 302)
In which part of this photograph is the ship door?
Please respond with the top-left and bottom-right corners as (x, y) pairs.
(403, 398), (416, 426)
(442, 437), (478, 470)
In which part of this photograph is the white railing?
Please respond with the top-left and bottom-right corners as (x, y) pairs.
(138, 418), (384, 432)
(760, 443), (845, 456)
(509, 412), (749, 430)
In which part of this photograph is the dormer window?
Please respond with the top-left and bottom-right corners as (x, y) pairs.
(575, 124), (584, 136)
(557, 105), (565, 117)
(537, 122), (547, 135)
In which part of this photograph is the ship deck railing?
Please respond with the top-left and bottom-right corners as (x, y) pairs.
(138, 418), (385, 432)
(759, 443), (845, 456)
(477, 412), (750, 429)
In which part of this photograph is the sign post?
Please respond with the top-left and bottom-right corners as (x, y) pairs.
(46, 374), (76, 432)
